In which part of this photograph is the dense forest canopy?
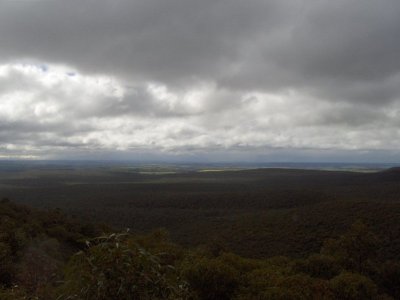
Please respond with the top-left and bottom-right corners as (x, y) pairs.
(2, 166), (400, 259)
(0, 198), (399, 299)
(1, 167), (400, 299)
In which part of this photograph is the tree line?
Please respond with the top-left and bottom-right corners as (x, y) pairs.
(1, 199), (399, 299)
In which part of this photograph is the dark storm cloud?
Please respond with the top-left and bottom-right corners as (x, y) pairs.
(1, 0), (400, 159)
(1, 0), (400, 99)
(1, 0), (399, 95)
(283, 0), (400, 82)
(269, 0), (400, 104)
(0, 0), (289, 85)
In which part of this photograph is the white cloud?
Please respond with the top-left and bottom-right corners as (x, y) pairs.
(1, 62), (400, 161)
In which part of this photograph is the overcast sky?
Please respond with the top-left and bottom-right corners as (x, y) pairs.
(1, 0), (400, 162)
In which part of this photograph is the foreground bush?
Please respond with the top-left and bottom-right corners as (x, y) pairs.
(58, 233), (188, 300)
(183, 256), (240, 300)
(329, 272), (378, 300)
(1, 200), (399, 299)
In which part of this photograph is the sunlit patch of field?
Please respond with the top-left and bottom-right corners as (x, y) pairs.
(198, 168), (244, 172)
(138, 171), (178, 175)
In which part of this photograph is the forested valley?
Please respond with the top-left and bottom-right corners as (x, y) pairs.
(1, 166), (400, 299)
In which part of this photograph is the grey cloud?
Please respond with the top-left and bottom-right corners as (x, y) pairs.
(269, 0), (400, 104)
(283, 0), (400, 82)
(1, 0), (399, 96)
(0, 0), (287, 86)
(1, 0), (400, 160)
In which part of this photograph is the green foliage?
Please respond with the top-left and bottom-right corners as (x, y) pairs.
(322, 220), (380, 274)
(0, 241), (14, 286)
(134, 228), (185, 266)
(0, 199), (99, 297)
(274, 274), (332, 300)
(238, 269), (333, 300)
(183, 256), (240, 300)
(0, 286), (30, 300)
(59, 233), (188, 300)
(0, 199), (399, 299)
(5, 167), (400, 261)
(329, 272), (378, 300)
(378, 260), (400, 299)
(294, 254), (341, 279)
(16, 241), (61, 296)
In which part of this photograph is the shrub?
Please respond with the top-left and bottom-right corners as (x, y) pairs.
(294, 254), (341, 279)
(329, 272), (378, 300)
(183, 256), (240, 300)
(59, 233), (188, 300)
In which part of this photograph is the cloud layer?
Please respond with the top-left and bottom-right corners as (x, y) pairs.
(0, 0), (400, 161)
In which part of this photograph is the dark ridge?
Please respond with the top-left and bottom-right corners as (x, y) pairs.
(373, 167), (400, 180)
(383, 167), (400, 173)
